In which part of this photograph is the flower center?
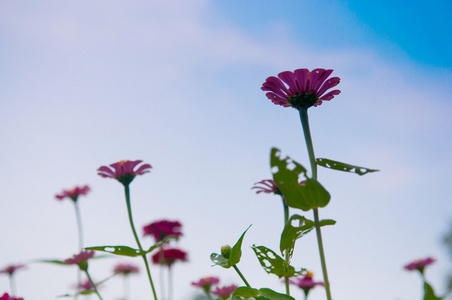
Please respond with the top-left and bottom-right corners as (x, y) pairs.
(118, 160), (131, 166)
(288, 93), (319, 110)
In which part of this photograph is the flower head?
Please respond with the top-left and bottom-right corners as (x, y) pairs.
(97, 160), (152, 186)
(404, 257), (436, 273)
(151, 248), (187, 267)
(290, 271), (324, 296)
(143, 220), (182, 242)
(192, 276), (220, 289)
(77, 279), (94, 292)
(0, 264), (26, 275)
(211, 284), (238, 299)
(0, 293), (24, 300)
(262, 68), (340, 110)
(113, 263), (139, 275)
(63, 250), (95, 271)
(55, 185), (90, 202)
(251, 179), (281, 195)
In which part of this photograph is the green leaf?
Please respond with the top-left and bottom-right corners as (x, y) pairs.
(85, 245), (143, 257)
(270, 148), (330, 211)
(232, 287), (295, 300)
(251, 245), (304, 278)
(34, 259), (67, 265)
(424, 281), (444, 300)
(211, 225), (251, 268)
(280, 215), (311, 259)
(258, 288), (296, 300)
(232, 286), (259, 299)
(316, 158), (379, 176)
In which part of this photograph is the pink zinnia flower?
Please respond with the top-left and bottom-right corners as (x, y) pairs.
(77, 279), (94, 291)
(251, 179), (281, 195)
(55, 185), (90, 202)
(0, 264), (26, 275)
(143, 220), (182, 242)
(0, 293), (24, 300)
(113, 263), (139, 275)
(192, 276), (220, 289)
(262, 68), (340, 109)
(97, 160), (152, 185)
(64, 250), (95, 271)
(151, 248), (187, 267)
(404, 257), (436, 273)
(290, 271), (324, 296)
(211, 284), (238, 299)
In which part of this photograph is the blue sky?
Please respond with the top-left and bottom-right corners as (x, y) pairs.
(0, 1), (451, 300)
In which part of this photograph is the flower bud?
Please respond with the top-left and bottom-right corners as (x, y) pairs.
(221, 245), (232, 259)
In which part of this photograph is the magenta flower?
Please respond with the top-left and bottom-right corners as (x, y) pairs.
(290, 271), (324, 297)
(64, 250), (95, 271)
(252, 179), (281, 195)
(404, 257), (436, 273)
(113, 263), (139, 275)
(0, 293), (24, 300)
(77, 279), (94, 292)
(192, 276), (220, 289)
(143, 220), (182, 242)
(262, 68), (340, 109)
(55, 185), (90, 202)
(97, 160), (152, 185)
(151, 248), (187, 267)
(0, 264), (26, 275)
(211, 284), (238, 299)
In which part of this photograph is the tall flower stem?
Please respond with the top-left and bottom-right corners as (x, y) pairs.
(73, 201), (84, 300)
(8, 274), (16, 296)
(84, 270), (103, 300)
(233, 265), (251, 288)
(282, 197), (290, 296)
(124, 184), (158, 300)
(298, 108), (332, 300)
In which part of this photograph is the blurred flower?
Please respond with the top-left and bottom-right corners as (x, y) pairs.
(97, 160), (152, 185)
(290, 271), (324, 297)
(55, 185), (90, 202)
(64, 250), (95, 271)
(192, 276), (220, 289)
(211, 284), (238, 299)
(0, 293), (24, 300)
(404, 257), (436, 273)
(113, 263), (139, 275)
(262, 68), (340, 109)
(77, 279), (94, 292)
(251, 179), (280, 195)
(0, 264), (26, 275)
(151, 248), (187, 267)
(143, 220), (182, 242)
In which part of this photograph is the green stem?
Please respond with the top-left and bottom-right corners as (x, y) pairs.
(124, 184), (158, 300)
(282, 197), (290, 296)
(298, 108), (332, 300)
(233, 265), (251, 288)
(84, 270), (103, 300)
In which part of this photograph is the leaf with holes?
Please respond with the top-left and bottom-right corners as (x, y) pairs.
(85, 245), (143, 257)
(316, 158), (379, 176)
(251, 245), (304, 278)
(232, 286), (259, 299)
(258, 288), (296, 300)
(270, 148), (330, 211)
(211, 225), (251, 268)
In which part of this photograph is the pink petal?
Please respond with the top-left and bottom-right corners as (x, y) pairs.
(319, 89), (341, 101)
(135, 163), (152, 175)
(309, 69), (333, 92)
(278, 71), (299, 94)
(97, 166), (116, 178)
(293, 69), (310, 93)
(316, 77), (340, 98)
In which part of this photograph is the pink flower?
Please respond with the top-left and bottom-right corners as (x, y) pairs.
(113, 263), (139, 275)
(290, 271), (324, 296)
(55, 185), (90, 202)
(0, 264), (26, 275)
(0, 293), (24, 300)
(97, 160), (152, 185)
(77, 279), (94, 291)
(262, 68), (341, 109)
(151, 248), (187, 267)
(211, 284), (238, 299)
(404, 257), (436, 272)
(251, 179), (281, 195)
(143, 220), (182, 242)
(192, 276), (220, 289)
(64, 250), (95, 271)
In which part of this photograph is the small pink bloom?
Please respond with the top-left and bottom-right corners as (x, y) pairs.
(0, 293), (24, 300)
(262, 68), (341, 109)
(97, 160), (152, 185)
(251, 180), (281, 195)
(77, 279), (94, 291)
(113, 263), (139, 275)
(290, 271), (324, 295)
(55, 185), (90, 202)
(64, 250), (95, 271)
(404, 257), (436, 272)
(151, 248), (187, 267)
(192, 276), (220, 289)
(143, 220), (182, 242)
(0, 264), (26, 275)
(211, 284), (238, 299)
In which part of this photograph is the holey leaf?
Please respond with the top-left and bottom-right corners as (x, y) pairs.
(211, 225), (251, 268)
(270, 148), (330, 211)
(316, 158), (379, 176)
(85, 245), (143, 257)
(251, 245), (304, 278)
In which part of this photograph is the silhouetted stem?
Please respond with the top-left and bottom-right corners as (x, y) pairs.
(73, 201), (84, 300)
(233, 265), (251, 288)
(84, 270), (103, 300)
(282, 197), (290, 295)
(298, 108), (332, 300)
(124, 184), (158, 300)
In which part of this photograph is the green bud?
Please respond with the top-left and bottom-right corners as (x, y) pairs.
(221, 245), (232, 259)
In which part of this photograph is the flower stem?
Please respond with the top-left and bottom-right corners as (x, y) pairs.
(282, 197), (290, 296)
(124, 184), (158, 300)
(73, 201), (84, 300)
(8, 273), (16, 296)
(298, 108), (332, 300)
(233, 265), (251, 288)
(84, 270), (103, 300)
